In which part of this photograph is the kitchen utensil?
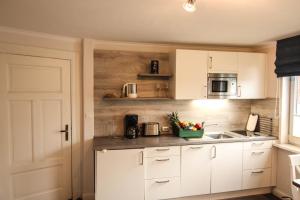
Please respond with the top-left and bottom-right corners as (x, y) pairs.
(122, 83), (138, 98)
(150, 60), (159, 74)
(246, 114), (259, 132)
(124, 114), (139, 139)
(142, 122), (160, 136)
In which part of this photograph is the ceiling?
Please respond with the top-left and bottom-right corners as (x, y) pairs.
(0, 0), (299, 45)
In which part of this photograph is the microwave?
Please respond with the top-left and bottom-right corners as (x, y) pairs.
(207, 73), (237, 98)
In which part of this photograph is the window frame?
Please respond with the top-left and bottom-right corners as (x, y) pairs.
(289, 76), (300, 145)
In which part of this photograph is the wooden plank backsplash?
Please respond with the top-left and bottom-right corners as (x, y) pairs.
(94, 50), (277, 137)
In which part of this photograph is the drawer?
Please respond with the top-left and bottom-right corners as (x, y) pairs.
(145, 156), (180, 179)
(243, 149), (272, 170)
(144, 146), (180, 158)
(145, 177), (180, 200)
(243, 140), (273, 150)
(242, 168), (271, 189)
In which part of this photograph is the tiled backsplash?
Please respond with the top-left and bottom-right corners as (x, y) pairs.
(94, 50), (278, 137)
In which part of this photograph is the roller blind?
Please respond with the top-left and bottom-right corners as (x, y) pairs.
(275, 35), (300, 77)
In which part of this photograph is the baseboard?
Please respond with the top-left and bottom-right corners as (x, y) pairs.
(174, 187), (271, 200)
(272, 188), (292, 200)
(82, 193), (95, 200)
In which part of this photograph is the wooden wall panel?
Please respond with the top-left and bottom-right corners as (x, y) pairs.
(94, 50), (273, 137)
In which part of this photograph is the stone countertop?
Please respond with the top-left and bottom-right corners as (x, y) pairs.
(93, 134), (277, 151)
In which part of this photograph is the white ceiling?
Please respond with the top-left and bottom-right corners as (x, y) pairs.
(0, 0), (299, 45)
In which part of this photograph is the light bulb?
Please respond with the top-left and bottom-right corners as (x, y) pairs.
(183, 0), (197, 12)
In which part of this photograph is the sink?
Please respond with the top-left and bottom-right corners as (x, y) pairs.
(206, 133), (234, 139)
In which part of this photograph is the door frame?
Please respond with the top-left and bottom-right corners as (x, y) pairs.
(0, 42), (82, 199)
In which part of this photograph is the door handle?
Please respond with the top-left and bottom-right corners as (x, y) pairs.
(139, 151), (144, 165)
(155, 158), (170, 162)
(60, 124), (69, 141)
(238, 86), (242, 97)
(211, 145), (216, 159)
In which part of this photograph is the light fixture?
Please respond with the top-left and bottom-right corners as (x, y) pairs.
(183, 0), (197, 12)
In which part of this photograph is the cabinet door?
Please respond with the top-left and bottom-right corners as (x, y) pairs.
(174, 49), (208, 99)
(208, 51), (238, 73)
(211, 143), (243, 193)
(95, 149), (144, 200)
(181, 145), (212, 197)
(237, 53), (266, 99)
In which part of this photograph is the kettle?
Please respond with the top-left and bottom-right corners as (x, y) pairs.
(122, 83), (138, 98)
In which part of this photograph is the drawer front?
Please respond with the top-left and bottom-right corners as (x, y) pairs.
(145, 177), (180, 200)
(243, 149), (272, 170)
(243, 168), (271, 189)
(145, 156), (180, 179)
(144, 146), (180, 158)
(243, 140), (273, 150)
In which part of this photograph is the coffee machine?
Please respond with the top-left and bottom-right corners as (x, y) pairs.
(124, 114), (139, 139)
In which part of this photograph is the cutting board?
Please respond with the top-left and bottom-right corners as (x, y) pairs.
(246, 114), (259, 132)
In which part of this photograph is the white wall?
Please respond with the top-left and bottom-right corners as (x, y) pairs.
(274, 148), (294, 199)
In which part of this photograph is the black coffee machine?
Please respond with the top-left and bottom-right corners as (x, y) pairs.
(124, 114), (139, 139)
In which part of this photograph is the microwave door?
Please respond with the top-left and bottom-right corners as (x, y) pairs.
(212, 80), (228, 93)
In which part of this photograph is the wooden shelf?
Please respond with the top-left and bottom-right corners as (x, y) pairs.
(137, 73), (172, 79)
(103, 97), (172, 101)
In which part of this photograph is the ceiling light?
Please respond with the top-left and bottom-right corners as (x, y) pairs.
(183, 0), (197, 12)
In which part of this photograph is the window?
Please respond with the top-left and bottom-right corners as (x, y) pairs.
(289, 76), (300, 144)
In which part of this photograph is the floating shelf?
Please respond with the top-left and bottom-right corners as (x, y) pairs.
(137, 73), (172, 79)
(103, 97), (172, 101)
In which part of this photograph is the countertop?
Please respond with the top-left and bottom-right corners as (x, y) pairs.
(93, 133), (277, 151)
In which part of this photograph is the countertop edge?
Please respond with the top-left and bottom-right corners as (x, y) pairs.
(93, 136), (278, 151)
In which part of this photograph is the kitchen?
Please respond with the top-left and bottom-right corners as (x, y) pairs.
(0, 1), (300, 200)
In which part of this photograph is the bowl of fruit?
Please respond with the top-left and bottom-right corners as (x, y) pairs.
(168, 112), (204, 138)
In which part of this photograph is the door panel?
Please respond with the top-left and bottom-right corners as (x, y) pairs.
(181, 145), (212, 197)
(0, 54), (71, 200)
(211, 143), (243, 193)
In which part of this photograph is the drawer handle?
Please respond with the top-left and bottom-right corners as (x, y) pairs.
(252, 142), (264, 146)
(155, 158), (170, 162)
(155, 180), (170, 184)
(251, 151), (265, 155)
(251, 170), (264, 174)
(190, 146), (203, 149)
(156, 148), (170, 151)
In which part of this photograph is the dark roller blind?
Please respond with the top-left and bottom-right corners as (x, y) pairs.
(275, 35), (300, 77)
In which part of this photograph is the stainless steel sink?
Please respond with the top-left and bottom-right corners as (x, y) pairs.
(206, 133), (234, 139)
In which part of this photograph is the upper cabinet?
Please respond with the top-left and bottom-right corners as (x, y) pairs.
(171, 49), (268, 100)
(171, 49), (208, 100)
(237, 53), (267, 99)
(208, 51), (238, 73)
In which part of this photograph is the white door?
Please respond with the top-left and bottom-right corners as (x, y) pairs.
(174, 49), (208, 99)
(211, 143), (243, 193)
(0, 54), (72, 200)
(237, 52), (266, 99)
(181, 145), (212, 197)
(95, 149), (145, 200)
(208, 51), (238, 73)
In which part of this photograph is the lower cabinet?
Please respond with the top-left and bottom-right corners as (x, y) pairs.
(145, 177), (180, 200)
(95, 141), (276, 200)
(95, 149), (144, 200)
(181, 144), (212, 197)
(211, 143), (243, 193)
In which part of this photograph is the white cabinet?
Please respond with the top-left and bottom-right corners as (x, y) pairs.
(95, 149), (144, 200)
(208, 51), (238, 73)
(211, 143), (243, 193)
(237, 53), (267, 99)
(242, 140), (275, 190)
(144, 146), (181, 200)
(181, 145), (212, 197)
(171, 49), (208, 99)
(145, 177), (180, 200)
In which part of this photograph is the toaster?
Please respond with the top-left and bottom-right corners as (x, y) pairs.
(142, 122), (160, 136)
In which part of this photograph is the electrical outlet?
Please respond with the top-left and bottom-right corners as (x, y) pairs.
(161, 126), (170, 132)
